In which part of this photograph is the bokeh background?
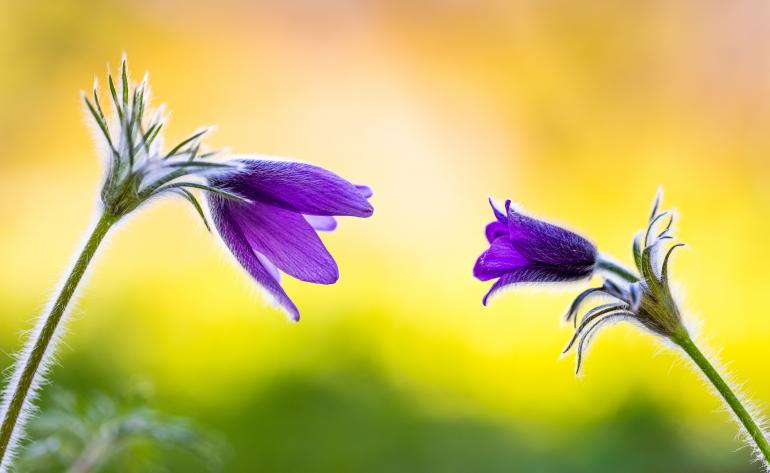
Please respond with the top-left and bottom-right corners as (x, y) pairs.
(2, 0), (770, 471)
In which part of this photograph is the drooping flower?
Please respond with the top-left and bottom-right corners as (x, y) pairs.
(206, 159), (373, 321)
(471, 192), (770, 467)
(474, 199), (598, 305)
(1, 58), (375, 473)
(83, 59), (373, 322)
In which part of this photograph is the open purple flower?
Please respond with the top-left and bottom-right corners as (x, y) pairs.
(474, 199), (597, 305)
(207, 158), (373, 321)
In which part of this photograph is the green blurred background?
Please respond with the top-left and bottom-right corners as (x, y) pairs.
(1, 0), (769, 471)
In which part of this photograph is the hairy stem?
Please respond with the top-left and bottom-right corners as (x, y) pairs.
(0, 211), (117, 469)
(596, 256), (639, 283)
(675, 334), (770, 465)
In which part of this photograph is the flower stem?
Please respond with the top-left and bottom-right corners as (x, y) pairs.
(596, 256), (639, 283)
(0, 210), (117, 468)
(674, 333), (770, 464)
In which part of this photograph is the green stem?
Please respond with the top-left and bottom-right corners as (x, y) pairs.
(596, 256), (639, 283)
(675, 334), (770, 464)
(0, 211), (117, 468)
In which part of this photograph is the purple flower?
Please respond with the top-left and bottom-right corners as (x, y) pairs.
(474, 199), (597, 305)
(207, 158), (373, 321)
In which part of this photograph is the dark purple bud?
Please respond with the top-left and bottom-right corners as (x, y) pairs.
(474, 199), (597, 305)
(207, 158), (373, 321)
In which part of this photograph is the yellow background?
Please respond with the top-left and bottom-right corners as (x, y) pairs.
(1, 0), (769, 471)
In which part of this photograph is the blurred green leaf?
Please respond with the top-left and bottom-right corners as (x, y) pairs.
(17, 388), (224, 473)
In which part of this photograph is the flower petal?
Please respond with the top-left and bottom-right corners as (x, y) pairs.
(485, 221), (508, 243)
(355, 184), (374, 199)
(488, 198), (509, 224)
(208, 196), (299, 321)
(211, 158), (373, 217)
(215, 196), (339, 284)
(506, 202), (596, 268)
(482, 267), (569, 305)
(256, 251), (282, 282)
(304, 215), (338, 232)
(473, 236), (529, 281)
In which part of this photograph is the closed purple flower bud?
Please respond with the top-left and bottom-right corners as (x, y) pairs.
(474, 199), (597, 305)
(207, 158), (373, 322)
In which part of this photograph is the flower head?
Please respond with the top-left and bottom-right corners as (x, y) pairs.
(474, 199), (597, 305)
(206, 159), (373, 321)
(84, 59), (373, 321)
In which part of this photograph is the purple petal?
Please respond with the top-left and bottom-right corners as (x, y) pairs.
(488, 198), (509, 224)
(483, 273), (519, 306)
(304, 215), (338, 232)
(215, 196), (339, 284)
(473, 237), (529, 281)
(211, 158), (373, 217)
(256, 251), (282, 282)
(485, 221), (508, 243)
(208, 196), (300, 321)
(482, 268), (570, 306)
(506, 203), (596, 269)
(355, 184), (374, 199)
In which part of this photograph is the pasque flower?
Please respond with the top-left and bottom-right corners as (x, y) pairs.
(474, 191), (770, 467)
(473, 199), (597, 305)
(207, 159), (373, 321)
(85, 62), (374, 320)
(0, 59), (372, 471)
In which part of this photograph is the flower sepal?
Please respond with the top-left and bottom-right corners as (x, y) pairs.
(563, 190), (689, 372)
(85, 59), (243, 223)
